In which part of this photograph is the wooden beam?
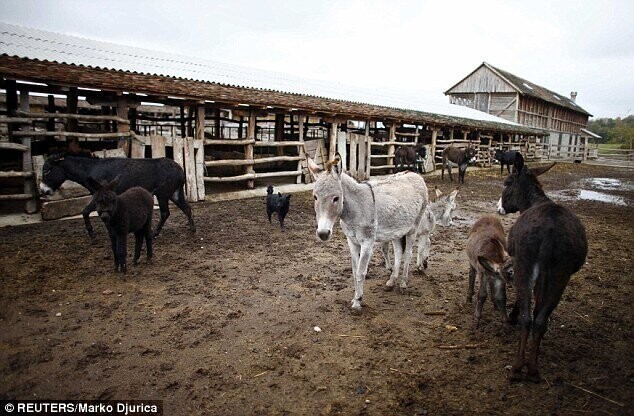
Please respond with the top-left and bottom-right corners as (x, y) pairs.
(15, 110), (129, 124)
(297, 116), (305, 184)
(11, 131), (131, 139)
(328, 121), (338, 160)
(204, 170), (302, 183)
(116, 95), (130, 156)
(195, 105), (206, 200)
(18, 90), (37, 214)
(246, 112), (256, 189)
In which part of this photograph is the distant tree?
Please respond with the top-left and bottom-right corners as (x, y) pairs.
(587, 115), (634, 147)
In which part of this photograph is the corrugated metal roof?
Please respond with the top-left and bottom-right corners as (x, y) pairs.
(0, 21), (532, 128)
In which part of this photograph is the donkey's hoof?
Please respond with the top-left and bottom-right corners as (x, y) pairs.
(423, 260), (428, 269)
(525, 370), (542, 384)
(398, 285), (408, 294)
(383, 284), (395, 292)
(350, 306), (363, 316)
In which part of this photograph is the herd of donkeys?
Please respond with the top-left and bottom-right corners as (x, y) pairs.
(306, 147), (587, 383)
(38, 146), (587, 382)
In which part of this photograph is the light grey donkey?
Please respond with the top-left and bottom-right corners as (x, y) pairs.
(382, 187), (459, 273)
(307, 154), (429, 313)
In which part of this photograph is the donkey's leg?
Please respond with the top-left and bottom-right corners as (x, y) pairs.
(467, 265), (476, 303)
(416, 232), (431, 272)
(510, 276), (532, 382)
(170, 187), (195, 233)
(144, 220), (153, 264)
(385, 238), (403, 290)
(82, 199), (97, 239)
(352, 242), (374, 311)
(399, 232), (417, 290)
(474, 271), (489, 328)
(345, 237), (361, 310)
(116, 234), (128, 275)
(493, 278), (509, 325)
(153, 197), (170, 238)
(381, 242), (392, 271)
(133, 230), (143, 265)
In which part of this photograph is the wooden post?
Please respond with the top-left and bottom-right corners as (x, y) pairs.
(184, 137), (197, 202)
(195, 105), (206, 200)
(150, 135), (166, 158)
(296, 116), (305, 184)
(180, 105), (187, 138)
(450, 128), (454, 142)
(365, 121), (371, 179)
(246, 112), (256, 189)
(430, 129), (438, 172)
(463, 130), (469, 141)
(215, 108), (221, 139)
(238, 116), (244, 139)
(66, 87), (79, 153)
(328, 121), (338, 161)
(349, 131), (358, 178)
(116, 96), (130, 156)
(6, 80), (17, 138)
(20, 90), (37, 213)
(47, 95), (56, 131)
(173, 136), (184, 169)
(388, 122), (396, 172)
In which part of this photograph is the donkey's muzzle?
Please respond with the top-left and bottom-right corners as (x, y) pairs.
(317, 229), (332, 241)
(39, 182), (54, 195)
(497, 198), (506, 215)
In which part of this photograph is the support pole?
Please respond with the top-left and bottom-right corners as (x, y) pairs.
(246, 112), (256, 189)
(328, 120), (338, 161)
(388, 123), (396, 173)
(116, 96), (130, 156)
(20, 90), (37, 213)
(296, 116), (305, 184)
(431, 128), (438, 172)
(195, 105), (206, 200)
(365, 121), (371, 179)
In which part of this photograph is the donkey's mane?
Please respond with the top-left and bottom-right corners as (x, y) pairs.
(48, 151), (96, 162)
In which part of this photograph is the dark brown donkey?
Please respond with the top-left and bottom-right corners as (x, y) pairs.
(497, 153), (587, 382)
(441, 145), (477, 184)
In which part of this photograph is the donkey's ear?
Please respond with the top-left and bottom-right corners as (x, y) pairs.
(478, 256), (499, 274)
(434, 186), (442, 198)
(86, 176), (101, 192)
(531, 162), (556, 177)
(449, 188), (459, 200)
(278, 192), (282, 197)
(108, 174), (121, 190)
(306, 156), (323, 180)
(331, 153), (342, 176)
(512, 152), (525, 174)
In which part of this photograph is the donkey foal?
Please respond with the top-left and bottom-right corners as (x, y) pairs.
(87, 176), (154, 275)
(466, 215), (513, 328)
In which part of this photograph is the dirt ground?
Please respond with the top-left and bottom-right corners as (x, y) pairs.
(1, 163), (632, 415)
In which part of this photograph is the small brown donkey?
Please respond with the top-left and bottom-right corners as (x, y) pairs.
(466, 215), (513, 328)
(497, 153), (587, 382)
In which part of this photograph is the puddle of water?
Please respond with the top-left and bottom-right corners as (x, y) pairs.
(585, 177), (633, 191)
(551, 189), (627, 206)
(579, 190), (626, 205)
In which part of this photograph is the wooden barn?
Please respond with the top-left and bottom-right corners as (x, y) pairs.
(445, 62), (593, 161)
(0, 23), (543, 218)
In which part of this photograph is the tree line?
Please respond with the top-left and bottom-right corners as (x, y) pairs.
(587, 115), (634, 146)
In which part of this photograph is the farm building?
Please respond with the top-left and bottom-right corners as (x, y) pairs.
(445, 62), (592, 160)
(0, 23), (544, 217)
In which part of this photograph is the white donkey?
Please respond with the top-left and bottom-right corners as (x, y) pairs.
(382, 187), (459, 273)
(308, 154), (428, 312)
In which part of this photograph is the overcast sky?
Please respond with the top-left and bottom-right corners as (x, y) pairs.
(1, 0), (632, 118)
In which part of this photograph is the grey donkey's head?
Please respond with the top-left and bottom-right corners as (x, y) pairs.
(307, 154), (344, 242)
(432, 187), (459, 227)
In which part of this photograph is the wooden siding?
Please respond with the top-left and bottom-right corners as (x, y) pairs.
(489, 94), (517, 122)
(446, 65), (516, 94)
(518, 96), (587, 134)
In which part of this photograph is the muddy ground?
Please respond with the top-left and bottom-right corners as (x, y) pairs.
(1, 163), (632, 415)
